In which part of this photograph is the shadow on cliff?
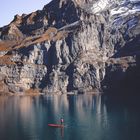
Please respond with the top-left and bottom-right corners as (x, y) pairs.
(102, 55), (140, 98)
(39, 41), (58, 89)
(43, 0), (81, 28)
(102, 34), (140, 97)
(113, 35), (140, 58)
(66, 63), (76, 92)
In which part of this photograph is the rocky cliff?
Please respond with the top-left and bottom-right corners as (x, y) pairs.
(0, 0), (140, 95)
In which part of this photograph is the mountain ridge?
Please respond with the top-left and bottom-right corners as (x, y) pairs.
(0, 0), (140, 95)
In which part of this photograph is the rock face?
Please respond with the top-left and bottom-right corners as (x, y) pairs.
(0, 0), (140, 94)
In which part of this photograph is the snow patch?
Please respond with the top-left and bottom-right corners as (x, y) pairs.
(110, 0), (140, 16)
(91, 0), (110, 13)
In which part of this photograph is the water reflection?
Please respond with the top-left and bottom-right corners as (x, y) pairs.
(0, 95), (140, 140)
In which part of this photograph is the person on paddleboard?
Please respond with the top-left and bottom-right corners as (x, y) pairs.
(60, 118), (64, 125)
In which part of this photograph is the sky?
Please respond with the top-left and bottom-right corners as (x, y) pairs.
(0, 0), (51, 27)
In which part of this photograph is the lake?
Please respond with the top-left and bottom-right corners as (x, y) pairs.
(0, 94), (140, 140)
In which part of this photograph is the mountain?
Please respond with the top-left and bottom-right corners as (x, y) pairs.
(0, 0), (140, 95)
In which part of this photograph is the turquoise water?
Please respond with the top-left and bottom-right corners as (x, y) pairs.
(0, 95), (140, 140)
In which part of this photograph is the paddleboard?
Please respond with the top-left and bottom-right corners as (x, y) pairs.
(48, 124), (64, 128)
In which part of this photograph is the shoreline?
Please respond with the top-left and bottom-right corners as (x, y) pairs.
(0, 91), (102, 97)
